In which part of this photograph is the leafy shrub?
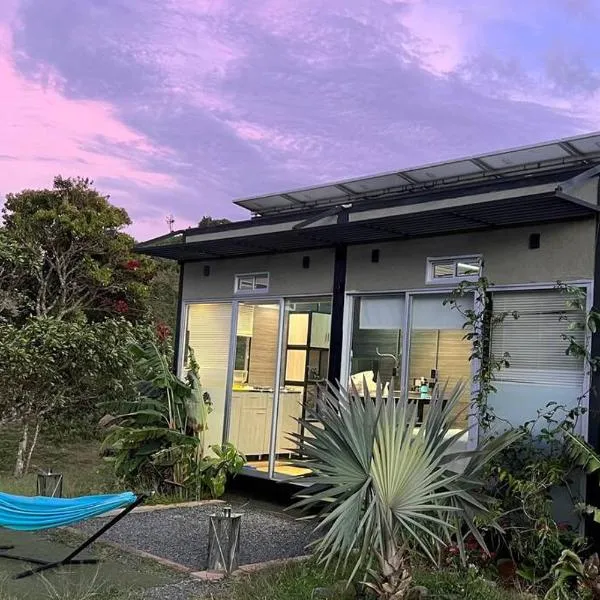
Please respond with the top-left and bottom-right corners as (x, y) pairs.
(483, 404), (587, 584)
(101, 339), (245, 498)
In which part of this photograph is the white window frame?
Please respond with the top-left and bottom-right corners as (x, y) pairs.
(234, 272), (270, 295)
(426, 254), (482, 285)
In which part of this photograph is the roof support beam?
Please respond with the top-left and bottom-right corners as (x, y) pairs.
(558, 141), (585, 157)
(554, 190), (600, 212)
(293, 206), (342, 230)
(557, 164), (600, 195)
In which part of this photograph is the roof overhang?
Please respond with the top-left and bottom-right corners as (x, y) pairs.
(136, 181), (598, 261)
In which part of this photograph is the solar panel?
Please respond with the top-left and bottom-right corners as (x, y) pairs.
(234, 131), (600, 216)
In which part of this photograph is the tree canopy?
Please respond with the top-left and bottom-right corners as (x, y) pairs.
(197, 215), (231, 229)
(1, 176), (157, 321)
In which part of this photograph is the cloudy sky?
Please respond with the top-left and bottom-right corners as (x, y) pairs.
(2, 0), (600, 239)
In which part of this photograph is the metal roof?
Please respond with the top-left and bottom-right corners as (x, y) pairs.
(138, 189), (597, 261)
(234, 132), (600, 216)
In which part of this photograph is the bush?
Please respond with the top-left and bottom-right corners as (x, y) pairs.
(101, 339), (245, 498)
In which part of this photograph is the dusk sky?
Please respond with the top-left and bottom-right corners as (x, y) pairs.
(2, 0), (600, 240)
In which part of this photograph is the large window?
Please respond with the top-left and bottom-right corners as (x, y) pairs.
(275, 298), (332, 478)
(488, 289), (586, 430)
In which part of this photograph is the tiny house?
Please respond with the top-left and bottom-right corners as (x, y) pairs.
(137, 132), (600, 482)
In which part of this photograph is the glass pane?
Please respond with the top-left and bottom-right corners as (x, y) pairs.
(408, 295), (472, 429)
(488, 290), (585, 432)
(237, 277), (254, 291)
(285, 349), (307, 381)
(185, 303), (232, 448)
(234, 337), (251, 373)
(350, 296), (403, 396)
(254, 274), (269, 290)
(432, 261), (455, 278)
(456, 259), (481, 277)
(229, 303), (280, 474)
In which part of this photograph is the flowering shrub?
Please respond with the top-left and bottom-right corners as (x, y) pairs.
(124, 259), (141, 271)
(114, 299), (129, 314)
(156, 321), (171, 342)
(443, 535), (496, 571)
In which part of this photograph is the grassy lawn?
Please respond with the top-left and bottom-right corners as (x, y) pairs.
(0, 426), (118, 498)
(212, 559), (534, 600)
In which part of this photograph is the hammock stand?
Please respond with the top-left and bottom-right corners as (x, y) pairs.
(0, 492), (145, 579)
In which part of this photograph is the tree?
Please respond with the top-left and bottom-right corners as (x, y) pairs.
(197, 216), (231, 229)
(0, 229), (40, 321)
(0, 316), (145, 476)
(2, 176), (156, 321)
(147, 259), (179, 331)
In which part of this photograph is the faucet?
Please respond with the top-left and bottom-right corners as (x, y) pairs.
(376, 348), (400, 377)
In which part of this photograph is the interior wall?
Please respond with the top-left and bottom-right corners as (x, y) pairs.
(346, 220), (595, 291)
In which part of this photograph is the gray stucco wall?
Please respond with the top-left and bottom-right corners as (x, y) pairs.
(181, 219), (595, 301)
(346, 219), (596, 291)
(182, 248), (335, 301)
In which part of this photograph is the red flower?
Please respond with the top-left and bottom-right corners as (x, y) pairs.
(114, 299), (129, 313)
(124, 259), (141, 271)
(447, 545), (460, 555)
(156, 322), (171, 342)
(465, 536), (479, 551)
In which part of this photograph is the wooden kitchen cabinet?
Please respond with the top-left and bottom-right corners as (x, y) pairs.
(310, 312), (331, 349)
(229, 390), (303, 457)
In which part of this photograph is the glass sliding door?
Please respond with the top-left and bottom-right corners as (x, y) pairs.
(407, 295), (473, 431)
(184, 303), (233, 448)
(228, 302), (281, 476)
(271, 297), (332, 478)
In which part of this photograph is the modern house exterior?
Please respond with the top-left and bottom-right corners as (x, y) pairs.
(137, 132), (600, 482)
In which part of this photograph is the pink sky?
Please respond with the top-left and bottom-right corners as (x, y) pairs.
(1, 0), (600, 240)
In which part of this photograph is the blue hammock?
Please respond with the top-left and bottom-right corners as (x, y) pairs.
(0, 491), (144, 579)
(0, 491), (137, 531)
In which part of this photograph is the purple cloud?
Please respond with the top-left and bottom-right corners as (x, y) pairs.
(1, 0), (600, 239)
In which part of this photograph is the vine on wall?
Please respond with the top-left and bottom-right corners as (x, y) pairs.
(444, 277), (519, 430)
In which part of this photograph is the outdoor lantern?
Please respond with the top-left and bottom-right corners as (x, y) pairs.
(36, 470), (63, 498)
(207, 505), (242, 573)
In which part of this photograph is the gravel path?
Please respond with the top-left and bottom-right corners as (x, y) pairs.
(77, 500), (316, 572)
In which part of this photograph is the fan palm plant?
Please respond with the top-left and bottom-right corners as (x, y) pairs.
(290, 378), (521, 597)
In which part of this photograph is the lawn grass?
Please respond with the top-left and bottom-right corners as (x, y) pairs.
(215, 559), (535, 600)
(0, 425), (119, 498)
